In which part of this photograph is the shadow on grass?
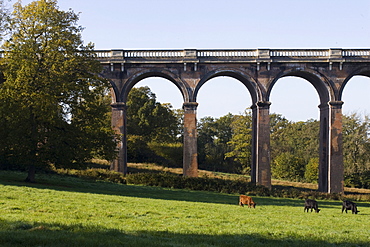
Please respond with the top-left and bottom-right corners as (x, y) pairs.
(1, 171), (369, 210)
(0, 171), (311, 207)
(0, 219), (368, 247)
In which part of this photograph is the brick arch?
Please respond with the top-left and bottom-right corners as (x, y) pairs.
(194, 68), (260, 104)
(266, 69), (333, 105)
(119, 69), (189, 103)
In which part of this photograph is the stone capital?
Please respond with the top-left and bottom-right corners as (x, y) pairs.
(111, 102), (127, 110)
(251, 101), (271, 109)
(182, 102), (199, 111)
(318, 101), (344, 110)
(329, 101), (344, 107)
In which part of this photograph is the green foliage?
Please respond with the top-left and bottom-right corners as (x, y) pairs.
(147, 141), (183, 167)
(0, 0), (8, 42)
(198, 113), (241, 173)
(271, 119), (319, 165)
(342, 113), (370, 177)
(127, 135), (155, 163)
(225, 111), (253, 174)
(126, 172), (269, 195)
(127, 87), (181, 143)
(0, 0), (116, 181)
(270, 117), (320, 183)
(126, 87), (182, 166)
(56, 168), (126, 184)
(304, 158), (319, 183)
(344, 171), (370, 189)
(272, 152), (306, 182)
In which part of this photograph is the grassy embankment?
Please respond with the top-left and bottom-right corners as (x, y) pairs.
(1, 167), (369, 247)
(127, 162), (370, 196)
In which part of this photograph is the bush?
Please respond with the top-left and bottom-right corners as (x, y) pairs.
(147, 142), (183, 168)
(344, 171), (370, 189)
(272, 152), (305, 182)
(52, 168), (370, 202)
(125, 172), (269, 196)
(56, 168), (126, 184)
(304, 158), (319, 183)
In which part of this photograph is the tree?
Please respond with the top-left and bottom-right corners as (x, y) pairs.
(126, 86), (182, 164)
(0, 0), (8, 42)
(0, 0), (115, 182)
(272, 152), (305, 181)
(270, 115), (319, 182)
(127, 86), (181, 143)
(225, 110), (253, 174)
(304, 157), (319, 183)
(269, 113), (290, 159)
(198, 113), (241, 173)
(343, 113), (370, 176)
(271, 119), (319, 165)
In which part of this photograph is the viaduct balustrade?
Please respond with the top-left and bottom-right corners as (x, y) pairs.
(95, 48), (370, 194)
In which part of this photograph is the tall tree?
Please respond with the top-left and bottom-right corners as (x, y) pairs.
(126, 86), (182, 164)
(271, 119), (319, 164)
(127, 86), (181, 143)
(225, 110), (253, 174)
(198, 113), (240, 173)
(343, 113), (370, 176)
(0, 0), (115, 181)
(0, 0), (7, 42)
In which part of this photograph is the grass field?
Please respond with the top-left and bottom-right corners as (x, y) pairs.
(0, 170), (369, 247)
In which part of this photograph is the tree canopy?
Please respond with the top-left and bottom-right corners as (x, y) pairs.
(0, 0), (116, 182)
(126, 86), (183, 166)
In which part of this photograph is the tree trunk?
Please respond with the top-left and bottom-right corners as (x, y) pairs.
(25, 164), (36, 183)
(25, 111), (37, 183)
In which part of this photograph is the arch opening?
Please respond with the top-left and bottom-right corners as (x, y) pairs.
(197, 76), (253, 118)
(125, 76), (185, 168)
(196, 76), (253, 174)
(121, 70), (188, 103)
(341, 75), (370, 116)
(269, 76), (321, 184)
(340, 75), (370, 187)
(270, 76), (321, 121)
(134, 77), (184, 111)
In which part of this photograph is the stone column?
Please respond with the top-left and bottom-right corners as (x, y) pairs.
(318, 101), (344, 193)
(110, 102), (128, 175)
(182, 102), (198, 177)
(251, 101), (271, 189)
(318, 103), (329, 192)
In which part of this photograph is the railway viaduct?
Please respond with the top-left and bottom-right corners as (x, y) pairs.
(96, 48), (370, 194)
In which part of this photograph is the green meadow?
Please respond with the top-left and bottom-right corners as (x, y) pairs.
(0, 171), (369, 247)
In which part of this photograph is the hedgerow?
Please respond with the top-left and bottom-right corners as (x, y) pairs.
(54, 168), (370, 201)
(125, 172), (270, 195)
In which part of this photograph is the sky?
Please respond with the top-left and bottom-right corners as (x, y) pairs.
(11, 0), (370, 121)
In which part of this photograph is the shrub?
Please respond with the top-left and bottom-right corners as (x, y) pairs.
(304, 158), (319, 183)
(56, 168), (126, 184)
(147, 142), (183, 168)
(272, 152), (305, 182)
(125, 172), (270, 196)
(344, 171), (370, 189)
(52, 168), (370, 202)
